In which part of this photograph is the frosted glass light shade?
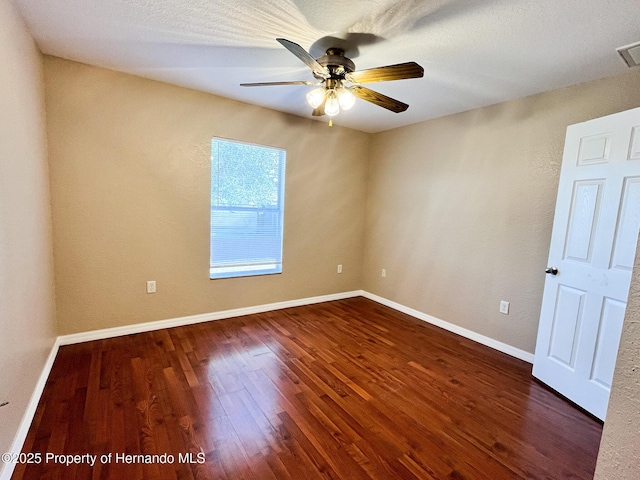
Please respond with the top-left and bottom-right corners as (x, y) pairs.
(306, 88), (325, 109)
(337, 87), (355, 110)
(325, 91), (340, 116)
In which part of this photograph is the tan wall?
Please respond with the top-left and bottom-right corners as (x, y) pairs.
(0, 0), (56, 461)
(594, 236), (640, 478)
(44, 57), (369, 334)
(363, 71), (640, 353)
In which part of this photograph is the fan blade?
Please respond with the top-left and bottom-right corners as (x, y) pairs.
(240, 81), (320, 87)
(346, 62), (423, 84)
(350, 86), (409, 113)
(276, 38), (329, 78)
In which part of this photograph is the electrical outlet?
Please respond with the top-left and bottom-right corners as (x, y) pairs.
(337, 264), (343, 274)
(381, 269), (386, 277)
(146, 280), (156, 294)
(500, 300), (510, 315)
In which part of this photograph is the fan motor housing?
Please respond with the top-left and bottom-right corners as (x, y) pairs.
(315, 48), (355, 79)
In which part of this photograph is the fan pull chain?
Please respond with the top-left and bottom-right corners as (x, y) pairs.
(329, 119), (333, 127)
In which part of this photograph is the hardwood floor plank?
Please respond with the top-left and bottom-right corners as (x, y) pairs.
(13, 298), (602, 479)
(277, 410), (343, 480)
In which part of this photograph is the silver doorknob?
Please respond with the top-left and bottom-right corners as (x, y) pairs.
(545, 267), (558, 275)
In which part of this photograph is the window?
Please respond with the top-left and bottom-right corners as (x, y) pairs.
(210, 138), (286, 279)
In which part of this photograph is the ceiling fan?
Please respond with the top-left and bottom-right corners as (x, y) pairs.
(241, 38), (424, 123)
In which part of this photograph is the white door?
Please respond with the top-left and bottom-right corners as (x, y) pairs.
(533, 107), (640, 421)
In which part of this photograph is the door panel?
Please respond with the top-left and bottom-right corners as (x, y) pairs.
(629, 126), (640, 160)
(610, 177), (640, 270)
(533, 107), (640, 420)
(590, 298), (625, 389)
(564, 180), (604, 263)
(548, 285), (585, 368)
(577, 133), (612, 165)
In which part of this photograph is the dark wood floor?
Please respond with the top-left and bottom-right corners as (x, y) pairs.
(13, 297), (602, 480)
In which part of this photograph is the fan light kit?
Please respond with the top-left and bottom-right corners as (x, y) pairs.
(307, 85), (356, 115)
(241, 38), (424, 126)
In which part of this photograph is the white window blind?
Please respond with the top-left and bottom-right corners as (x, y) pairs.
(210, 138), (286, 279)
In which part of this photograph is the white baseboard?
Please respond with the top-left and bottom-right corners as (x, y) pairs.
(58, 290), (362, 345)
(360, 291), (535, 364)
(0, 337), (61, 480)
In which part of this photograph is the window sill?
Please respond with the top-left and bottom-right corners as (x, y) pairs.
(210, 264), (282, 280)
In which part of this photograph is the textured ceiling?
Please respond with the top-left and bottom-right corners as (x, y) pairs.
(13, 0), (640, 133)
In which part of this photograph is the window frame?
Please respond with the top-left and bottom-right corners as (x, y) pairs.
(209, 137), (286, 280)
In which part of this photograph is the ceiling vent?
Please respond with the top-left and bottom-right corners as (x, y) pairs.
(617, 41), (640, 68)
